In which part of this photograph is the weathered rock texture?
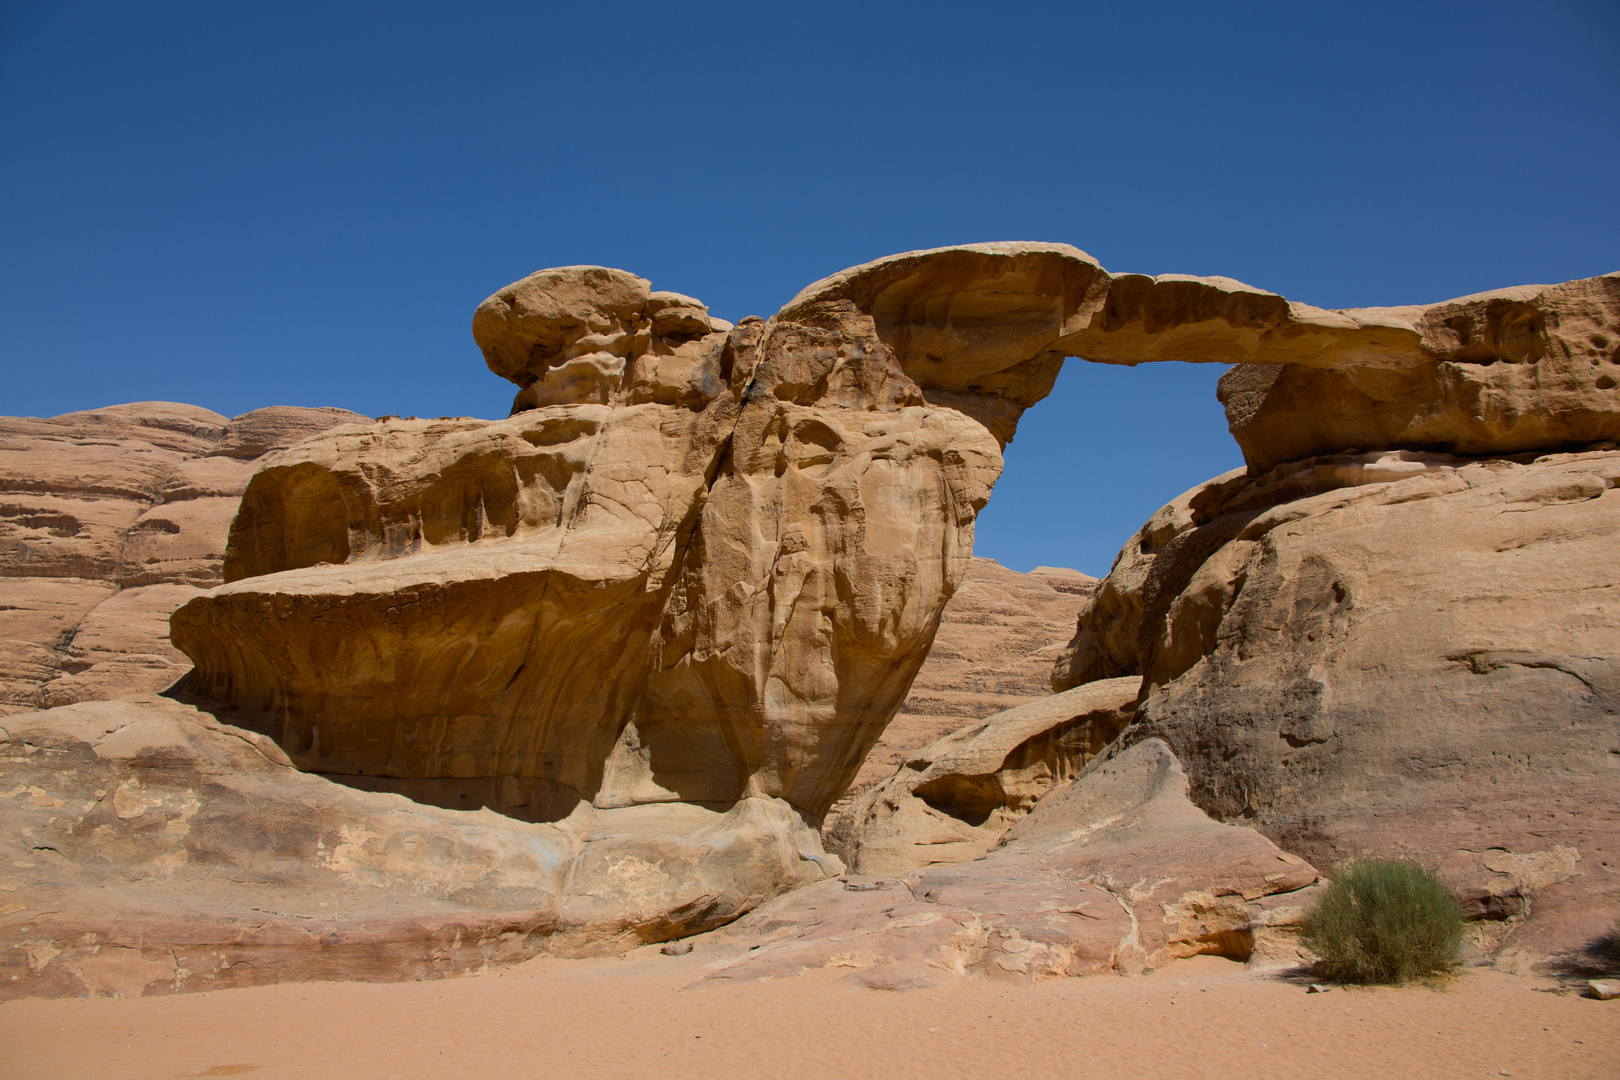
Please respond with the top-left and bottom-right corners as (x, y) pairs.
(173, 253), (1086, 828)
(1055, 447), (1620, 964)
(796, 249), (1619, 470)
(703, 739), (1319, 988)
(8, 244), (1617, 993)
(0, 403), (366, 715)
(824, 676), (1138, 875)
(0, 696), (828, 999)
(833, 558), (1094, 817)
(1219, 274), (1620, 471)
(179, 247), (1620, 829)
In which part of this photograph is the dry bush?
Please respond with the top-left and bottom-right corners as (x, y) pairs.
(1302, 859), (1464, 984)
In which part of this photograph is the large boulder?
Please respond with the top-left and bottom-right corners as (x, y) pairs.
(0, 403), (367, 715)
(174, 256), (1081, 825)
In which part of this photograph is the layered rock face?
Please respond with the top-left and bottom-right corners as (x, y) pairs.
(176, 248), (1620, 828)
(0, 403), (366, 715)
(7, 243), (1616, 995)
(173, 251), (1106, 827)
(0, 696), (827, 998)
(1054, 448), (1620, 960)
(1219, 274), (1620, 470)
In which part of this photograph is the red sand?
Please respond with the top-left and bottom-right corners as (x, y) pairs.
(2, 952), (1614, 1079)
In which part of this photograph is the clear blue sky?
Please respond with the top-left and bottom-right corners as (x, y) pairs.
(3, 2), (1616, 574)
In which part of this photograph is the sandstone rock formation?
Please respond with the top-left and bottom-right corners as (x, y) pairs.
(833, 558), (1094, 816)
(1053, 447), (1620, 963)
(0, 695), (828, 998)
(824, 676), (1138, 875)
(1219, 274), (1620, 471)
(170, 256), (1044, 828)
(703, 739), (1319, 988)
(791, 246), (1619, 470)
(171, 250), (1620, 832)
(6, 243), (1616, 995)
(0, 403), (366, 715)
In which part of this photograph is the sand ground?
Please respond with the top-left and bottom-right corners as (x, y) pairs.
(2, 951), (1614, 1080)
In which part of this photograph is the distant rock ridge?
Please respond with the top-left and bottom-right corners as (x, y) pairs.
(0, 402), (367, 715)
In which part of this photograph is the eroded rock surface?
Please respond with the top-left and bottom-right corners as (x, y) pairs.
(1055, 447), (1620, 963)
(0, 696), (828, 999)
(702, 739), (1318, 988)
(824, 677), (1138, 875)
(10, 243), (1617, 993)
(0, 403), (366, 715)
(174, 255), (1078, 826)
(835, 558), (1095, 816)
(172, 250), (1620, 836)
(797, 247), (1619, 470)
(1220, 274), (1620, 470)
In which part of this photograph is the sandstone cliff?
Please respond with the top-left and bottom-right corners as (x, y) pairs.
(1052, 447), (1620, 962)
(3, 243), (1616, 997)
(0, 403), (366, 715)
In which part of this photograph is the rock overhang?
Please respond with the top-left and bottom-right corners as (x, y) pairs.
(171, 244), (1620, 830)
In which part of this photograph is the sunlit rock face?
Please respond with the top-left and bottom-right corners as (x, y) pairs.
(172, 247), (1094, 827)
(166, 247), (1620, 962)
(7, 243), (1617, 994)
(1218, 273), (1620, 471)
(173, 250), (1620, 830)
(1050, 447), (1620, 958)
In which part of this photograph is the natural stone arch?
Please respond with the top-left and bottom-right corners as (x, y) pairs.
(171, 245), (1620, 831)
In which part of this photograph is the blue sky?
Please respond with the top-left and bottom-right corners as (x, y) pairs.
(2, 1), (1616, 574)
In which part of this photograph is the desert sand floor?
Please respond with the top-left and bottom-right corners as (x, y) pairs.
(2, 950), (1614, 1080)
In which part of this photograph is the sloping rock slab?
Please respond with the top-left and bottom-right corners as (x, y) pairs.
(700, 739), (1317, 988)
(0, 696), (833, 999)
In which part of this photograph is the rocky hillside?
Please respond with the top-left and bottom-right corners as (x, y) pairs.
(0, 402), (366, 713)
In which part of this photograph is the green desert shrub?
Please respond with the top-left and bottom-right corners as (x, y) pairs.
(1301, 859), (1464, 984)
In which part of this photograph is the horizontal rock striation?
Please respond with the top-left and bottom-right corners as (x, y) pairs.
(0, 403), (366, 715)
(1220, 274), (1620, 470)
